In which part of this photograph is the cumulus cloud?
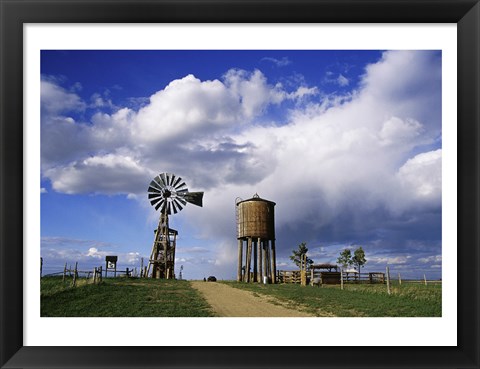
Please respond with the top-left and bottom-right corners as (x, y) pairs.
(45, 153), (154, 195)
(397, 149), (442, 201)
(41, 79), (86, 115)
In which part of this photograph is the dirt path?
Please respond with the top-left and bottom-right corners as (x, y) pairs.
(190, 281), (314, 317)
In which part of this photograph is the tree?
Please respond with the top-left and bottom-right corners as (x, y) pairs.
(352, 247), (367, 275)
(290, 242), (313, 269)
(337, 249), (353, 271)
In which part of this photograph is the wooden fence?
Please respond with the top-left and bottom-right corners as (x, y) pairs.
(41, 261), (141, 287)
(277, 270), (386, 285)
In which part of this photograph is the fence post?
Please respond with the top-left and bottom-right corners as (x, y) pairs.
(63, 263), (67, 282)
(398, 273), (402, 285)
(424, 274), (427, 286)
(341, 269), (344, 290)
(386, 266), (391, 295)
(72, 262), (78, 287)
(40, 257), (43, 278)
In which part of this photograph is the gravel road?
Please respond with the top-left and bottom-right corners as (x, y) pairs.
(190, 281), (314, 317)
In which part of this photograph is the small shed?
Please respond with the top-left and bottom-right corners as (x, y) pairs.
(310, 263), (340, 285)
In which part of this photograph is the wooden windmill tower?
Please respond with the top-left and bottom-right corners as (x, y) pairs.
(147, 173), (203, 279)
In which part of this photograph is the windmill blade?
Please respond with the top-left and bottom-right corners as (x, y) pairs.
(184, 192), (204, 207)
(175, 196), (187, 206)
(154, 199), (165, 211)
(148, 193), (162, 200)
(173, 198), (184, 212)
(150, 197), (162, 207)
(171, 201), (178, 214)
(148, 180), (163, 192)
(148, 184), (162, 195)
(154, 175), (166, 188)
(172, 176), (182, 188)
(169, 174), (176, 188)
(159, 173), (167, 187)
(166, 173), (174, 187)
(175, 181), (187, 191)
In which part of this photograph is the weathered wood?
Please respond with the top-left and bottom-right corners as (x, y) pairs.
(263, 241), (267, 282)
(341, 269), (344, 290)
(258, 238), (262, 283)
(271, 239), (276, 284)
(265, 241), (271, 281)
(253, 239), (257, 282)
(237, 239), (243, 281)
(398, 273), (402, 285)
(72, 262), (78, 287)
(245, 238), (252, 283)
(424, 274), (427, 285)
(63, 263), (67, 282)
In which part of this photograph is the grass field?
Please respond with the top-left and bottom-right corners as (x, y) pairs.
(41, 277), (215, 317)
(223, 281), (442, 317)
(41, 276), (441, 317)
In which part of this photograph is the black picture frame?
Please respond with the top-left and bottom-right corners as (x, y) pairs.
(1, 1), (479, 368)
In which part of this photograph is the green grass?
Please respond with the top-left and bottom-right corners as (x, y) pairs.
(41, 276), (215, 317)
(222, 281), (441, 317)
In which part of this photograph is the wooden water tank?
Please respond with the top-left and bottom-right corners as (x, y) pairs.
(236, 194), (275, 239)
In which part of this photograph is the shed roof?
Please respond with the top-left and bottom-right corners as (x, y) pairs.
(311, 263), (338, 270)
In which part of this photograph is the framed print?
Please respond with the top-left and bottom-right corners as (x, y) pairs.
(1, 0), (479, 368)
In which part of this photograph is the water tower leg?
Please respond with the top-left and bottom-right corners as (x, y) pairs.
(271, 239), (277, 284)
(263, 241), (268, 282)
(237, 239), (243, 282)
(265, 241), (271, 281)
(253, 239), (257, 282)
(245, 237), (252, 283)
(243, 239), (248, 282)
(257, 238), (262, 282)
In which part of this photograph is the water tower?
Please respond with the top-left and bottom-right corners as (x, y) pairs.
(236, 193), (276, 283)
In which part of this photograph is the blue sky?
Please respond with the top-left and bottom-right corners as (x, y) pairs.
(40, 50), (442, 280)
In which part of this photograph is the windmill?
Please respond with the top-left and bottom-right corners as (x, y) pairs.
(147, 173), (203, 279)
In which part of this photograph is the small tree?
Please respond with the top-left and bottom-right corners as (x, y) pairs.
(290, 242), (313, 269)
(352, 247), (367, 275)
(337, 249), (353, 271)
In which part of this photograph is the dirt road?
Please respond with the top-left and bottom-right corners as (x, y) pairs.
(190, 281), (314, 317)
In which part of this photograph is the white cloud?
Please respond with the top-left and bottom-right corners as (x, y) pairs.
(397, 149), (442, 202)
(45, 153), (154, 195)
(261, 56), (292, 67)
(369, 255), (412, 265)
(337, 74), (349, 86)
(41, 79), (86, 115)
(86, 247), (107, 259)
(418, 255), (442, 264)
